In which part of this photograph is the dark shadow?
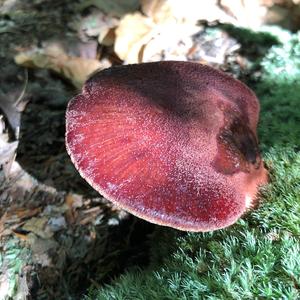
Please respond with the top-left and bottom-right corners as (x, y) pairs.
(16, 68), (99, 196)
(0, 0), (139, 61)
(87, 61), (246, 122)
(11, 67), (160, 300)
(6, 64), (159, 299)
(65, 216), (155, 299)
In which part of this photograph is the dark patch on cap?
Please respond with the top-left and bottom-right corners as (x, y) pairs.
(213, 114), (261, 175)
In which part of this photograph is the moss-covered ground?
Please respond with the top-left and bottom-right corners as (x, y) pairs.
(88, 28), (300, 300)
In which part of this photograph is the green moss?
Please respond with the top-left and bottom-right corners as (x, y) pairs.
(88, 28), (300, 300)
(219, 24), (280, 58)
(88, 148), (300, 300)
(0, 239), (32, 299)
(257, 30), (300, 150)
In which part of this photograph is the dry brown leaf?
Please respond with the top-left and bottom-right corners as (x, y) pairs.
(0, 212), (7, 237)
(65, 193), (83, 209)
(15, 44), (102, 88)
(13, 231), (29, 240)
(141, 0), (235, 24)
(16, 207), (42, 219)
(79, 213), (99, 225)
(220, 0), (300, 29)
(115, 0), (300, 64)
(143, 22), (199, 62)
(220, 0), (267, 28)
(114, 0), (239, 63)
(141, 0), (174, 23)
(22, 217), (53, 239)
(115, 10), (201, 63)
(61, 56), (102, 88)
(140, 0), (300, 31)
(114, 12), (155, 63)
(65, 193), (83, 224)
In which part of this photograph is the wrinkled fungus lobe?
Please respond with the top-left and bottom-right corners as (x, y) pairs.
(66, 61), (268, 231)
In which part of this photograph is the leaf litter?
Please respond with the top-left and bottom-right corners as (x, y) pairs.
(1, 0), (299, 299)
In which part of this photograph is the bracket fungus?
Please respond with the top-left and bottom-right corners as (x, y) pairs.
(66, 61), (268, 232)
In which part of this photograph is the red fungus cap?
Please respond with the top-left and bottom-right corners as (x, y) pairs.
(66, 61), (268, 232)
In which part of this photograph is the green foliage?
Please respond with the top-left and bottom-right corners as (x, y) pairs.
(87, 28), (300, 300)
(0, 239), (32, 299)
(220, 24), (280, 57)
(257, 30), (300, 149)
(88, 149), (300, 300)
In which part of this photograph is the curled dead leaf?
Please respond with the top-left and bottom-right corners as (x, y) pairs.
(114, 11), (200, 63)
(22, 217), (53, 239)
(14, 45), (103, 88)
(114, 12), (155, 63)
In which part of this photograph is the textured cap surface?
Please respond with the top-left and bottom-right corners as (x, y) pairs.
(66, 61), (268, 231)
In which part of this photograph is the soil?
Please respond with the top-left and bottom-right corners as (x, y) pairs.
(0, 1), (155, 299)
(0, 1), (279, 299)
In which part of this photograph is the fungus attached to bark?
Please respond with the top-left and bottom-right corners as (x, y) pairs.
(66, 61), (268, 232)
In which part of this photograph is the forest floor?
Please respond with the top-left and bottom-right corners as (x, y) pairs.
(0, 2), (156, 299)
(0, 1), (299, 299)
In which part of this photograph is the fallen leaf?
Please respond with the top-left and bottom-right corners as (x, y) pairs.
(141, 0), (174, 23)
(114, 10), (200, 63)
(65, 193), (83, 223)
(141, 22), (199, 62)
(22, 217), (53, 239)
(0, 212), (8, 237)
(141, 0), (234, 24)
(140, 0), (298, 30)
(15, 207), (42, 219)
(15, 44), (102, 88)
(220, 0), (267, 28)
(13, 231), (29, 240)
(114, 1), (233, 63)
(114, 12), (155, 63)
